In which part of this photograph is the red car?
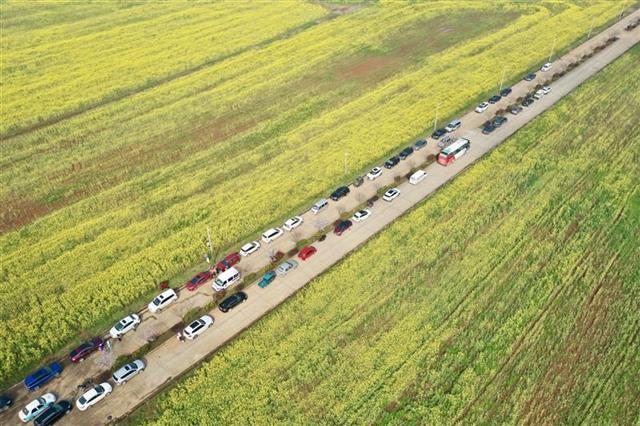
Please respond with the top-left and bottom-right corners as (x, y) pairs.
(334, 219), (353, 236)
(216, 252), (241, 272)
(185, 271), (213, 291)
(298, 246), (317, 261)
(69, 337), (103, 363)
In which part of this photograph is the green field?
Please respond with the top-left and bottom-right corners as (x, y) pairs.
(0, 1), (625, 386)
(130, 45), (640, 425)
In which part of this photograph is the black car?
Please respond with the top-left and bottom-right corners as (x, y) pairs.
(482, 124), (497, 135)
(523, 73), (536, 81)
(488, 95), (502, 104)
(431, 128), (447, 139)
(33, 401), (71, 426)
(499, 87), (512, 97)
(493, 116), (508, 127)
(399, 146), (414, 160)
(0, 394), (12, 412)
(521, 97), (534, 107)
(384, 156), (400, 169)
(414, 139), (428, 150)
(219, 292), (248, 313)
(330, 186), (350, 201)
(509, 105), (523, 115)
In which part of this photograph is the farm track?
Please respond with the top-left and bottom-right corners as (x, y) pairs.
(1, 9), (638, 426)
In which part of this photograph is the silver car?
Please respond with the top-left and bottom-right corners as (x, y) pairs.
(276, 260), (298, 276)
(112, 360), (145, 385)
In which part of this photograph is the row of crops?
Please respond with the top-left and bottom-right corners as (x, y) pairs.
(0, 1), (625, 386)
(133, 45), (640, 425)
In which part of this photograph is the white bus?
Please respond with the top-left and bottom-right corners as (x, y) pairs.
(437, 138), (470, 166)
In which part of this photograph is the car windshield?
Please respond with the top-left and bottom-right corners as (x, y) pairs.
(78, 396), (87, 405)
(189, 320), (200, 328)
(95, 385), (104, 393)
(115, 321), (125, 331)
(21, 407), (30, 415)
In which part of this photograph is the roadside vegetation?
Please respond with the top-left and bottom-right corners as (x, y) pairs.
(0, 1), (625, 387)
(130, 45), (640, 425)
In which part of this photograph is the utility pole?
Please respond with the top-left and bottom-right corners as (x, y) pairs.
(206, 226), (213, 265)
(499, 67), (507, 91)
(587, 16), (595, 40)
(548, 38), (557, 63)
(344, 152), (348, 175)
(618, 0), (627, 20)
(433, 103), (439, 132)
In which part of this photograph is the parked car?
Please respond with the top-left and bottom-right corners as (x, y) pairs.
(367, 166), (383, 180)
(330, 186), (350, 201)
(384, 156), (400, 169)
(482, 123), (497, 134)
(409, 170), (427, 185)
(239, 240), (260, 257)
(366, 195), (379, 207)
(541, 85), (552, 95)
(183, 315), (214, 340)
(523, 72), (536, 81)
(148, 288), (178, 313)
(540, 62), (552, 72)
(218, 292), (248, 313)
(23, 363), (63, 392)
(0, 394), (12, 412)
(534, 89), (545, 99)
(283, 216), (303, 231)
(298, 246), (317, 261)
(445, 119), (462, 132)
(33, 400), (72, 426)
(112, 360), (145, 385)
(437, 135), (454, 149)
(509, 105), (524, 115)
(276, 259), (298, 276)
(76, 383), (112, 411)
(493, 116), (508, 127)
(258, 271), (276, 288)
(431, 128), (447, 139)
(521, 97), (534, 107)
(19, 393), (56, 422)
(352, 209), (371, 222)
(499, 87), (512, 97)
(488, 95), (502, 104)
(109, 314), (141, 339)
(352, 176), (364, 187)
(185, 271), (213, 291)
(261, 227), (284, 243)
(212, 267), (240, 292)
(399, 146), (414, 160)
(311, 199), (328, 214)
(334, 219), (353, 236)
(69, 337), (103, 363)
(216, 252), (240, 272)
(414, 139), (428, 150)
(475, 102), (490, 113)
(383, 188), (400, 202)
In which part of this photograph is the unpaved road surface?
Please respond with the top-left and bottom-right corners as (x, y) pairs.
(1, 9), (638, 426)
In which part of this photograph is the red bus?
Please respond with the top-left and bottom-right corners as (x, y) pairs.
(437, 138), (470, 166)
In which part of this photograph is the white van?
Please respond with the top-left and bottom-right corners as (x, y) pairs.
(311, 198), (328, 214)
(409, 170), (427, 185)
(212, 267), (240, 291)
(148, 289), (177, 313)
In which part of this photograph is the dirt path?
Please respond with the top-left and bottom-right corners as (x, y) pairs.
(1, 9), (638, 426)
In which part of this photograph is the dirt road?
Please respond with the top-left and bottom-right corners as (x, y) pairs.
(1, 9), (638, 426)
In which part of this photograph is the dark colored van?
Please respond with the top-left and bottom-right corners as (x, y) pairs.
(24, 362), (63, 392)
(33, 401), (72, 426)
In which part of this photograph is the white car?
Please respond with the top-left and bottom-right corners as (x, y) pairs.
(148, 289), (177, 314)
(541, 86), (552, 95)
(383, 188), (400, 202)
(541, 62), (552, 72)
(261, 227), (283, 243)
(19, 393), (56, 422)
(112, 359), (145, 385)
(445, 119), (461, 132)
(283, 216), (303, 231)
(76, 383), (112, 411)
(533, 89), (545, 100)
(110, 313), (141, 339)
(183, 315), (214, 340)
(367, 167), (383, 180)
(352, 209), (371, 223)
(276, 259), (298, 276)
(475, 102), (489, 113)
(239, 241), (260, 257)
